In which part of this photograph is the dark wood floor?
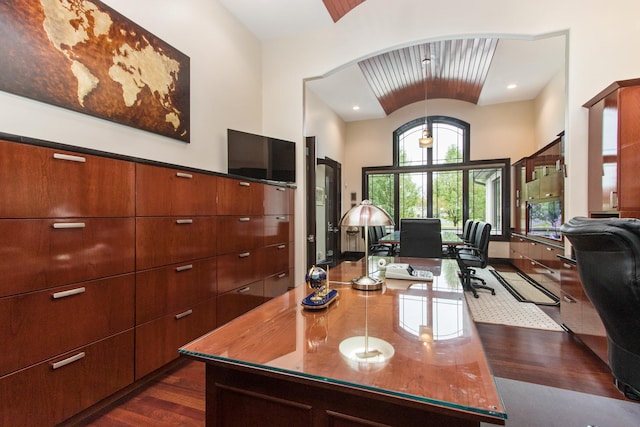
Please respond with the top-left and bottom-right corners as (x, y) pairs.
(82, 263), (626, 426)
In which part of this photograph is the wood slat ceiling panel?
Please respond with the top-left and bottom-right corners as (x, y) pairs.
(322, 0), (366, 22)
(358, 38), (499, 115)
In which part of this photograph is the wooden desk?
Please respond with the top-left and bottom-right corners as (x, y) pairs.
(180, 258), (506, 426)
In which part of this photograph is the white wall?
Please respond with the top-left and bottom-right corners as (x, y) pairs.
(0, 0), (263, 173)
(534, 67), (567, 149)
(263, 0), (640, 277)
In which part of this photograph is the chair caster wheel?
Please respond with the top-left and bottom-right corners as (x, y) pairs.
(474, 294), (479, 298)
(491, 290), (496, 295)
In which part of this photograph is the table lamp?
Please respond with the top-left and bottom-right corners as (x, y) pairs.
(339, 200), (394, 290)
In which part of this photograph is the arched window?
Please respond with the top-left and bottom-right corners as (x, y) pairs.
(364, 116), (509, 239)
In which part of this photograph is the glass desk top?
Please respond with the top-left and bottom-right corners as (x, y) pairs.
(180, 258), (506, 422)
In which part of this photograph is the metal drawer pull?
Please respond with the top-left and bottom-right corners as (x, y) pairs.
(239, 217), (251, 222)
(563, 295), (576, 303)
(53, 222), (85, 229)
(175, 264), (193, 272)
(276, 216), (286, 220)
(563, 263), (572, 269)
(176, 219), (193, 224)
(238, 287), (251, 294)
(175, 309), (193, 320)
(276, 188), (285, 192)
(52, 287), (86, 299)
(278, 273), (287, 279)
(545, 193), (552, 197)
(53, 153), (86, 163)
(238, 252), (251, 258)
(277, 245), (286, 249)
(52, 352), (85, 370)
(239, 182), (251, 187)
(176, 172), (193, 179)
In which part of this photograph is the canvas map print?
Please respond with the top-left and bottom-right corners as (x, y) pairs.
(0, 0), (190, 142)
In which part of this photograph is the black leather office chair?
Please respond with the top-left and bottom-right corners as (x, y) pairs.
(456, 221), (494, 298)
(368, 225), (394, 256)
(560, 216), (640, 400)
(461, 219), (478, 244)
(398, 218), (443, 258)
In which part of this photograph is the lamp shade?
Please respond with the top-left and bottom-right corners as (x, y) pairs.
(339, 200), (394, 227)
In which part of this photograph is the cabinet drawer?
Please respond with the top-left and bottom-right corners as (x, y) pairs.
(262, 243), (290, 277)
(264, 215), (290, 246)
(136, 216), (217, 270)
(217, 250), (266, 294)
(264, 270), (293, 299)
(218, 177), (264, 215)
(0, 330), (134, 427)
(216, 216), (264, 254)
(264, 185), (291, 215)
(135, 298), (217, 379)
(136, 164), (217, 216)
(216, 280), (264, 326)
(0, 274), (134, 376)
(136, 258), (217, 325)
(0, 218), (135, 297)
(0, 141), (134, 218)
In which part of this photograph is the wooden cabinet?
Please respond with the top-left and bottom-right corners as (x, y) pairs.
(559, 257), (607, 364)
(585, 79), (640, 218)
(0, 140), (136, 426)
(134, 164), (219, 378)
(0, 138), (296, 424)
(509, 233), (562, 298)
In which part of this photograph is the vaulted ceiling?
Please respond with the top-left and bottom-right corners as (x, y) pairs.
(220, 0), (566, 122)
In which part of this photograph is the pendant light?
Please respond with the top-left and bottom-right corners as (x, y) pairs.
(419, 57), (433, 148)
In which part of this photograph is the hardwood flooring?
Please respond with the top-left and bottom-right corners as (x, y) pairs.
(82, 263), (626, 426)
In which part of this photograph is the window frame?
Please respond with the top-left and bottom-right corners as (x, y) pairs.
(362, 116), (510, 241)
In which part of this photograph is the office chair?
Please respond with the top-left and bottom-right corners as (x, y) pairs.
(461, 219), (477, 243)
(560, 216), (640, 401)
(368, 225), (394, 256)
(456, 221), (494, 298)
(398, 218), (443, 258)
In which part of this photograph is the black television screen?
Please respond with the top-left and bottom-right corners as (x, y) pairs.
(528, 199), (562, 241)
(227, 129), (296, 183)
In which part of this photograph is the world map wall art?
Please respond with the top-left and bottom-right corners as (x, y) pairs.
(0, 0), (190, 142)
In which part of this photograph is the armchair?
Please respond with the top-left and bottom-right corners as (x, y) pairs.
(560, 216), (640, 400)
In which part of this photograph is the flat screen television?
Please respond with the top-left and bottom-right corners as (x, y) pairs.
(227, 129), (296, 184)
(528, 198), (562, 241)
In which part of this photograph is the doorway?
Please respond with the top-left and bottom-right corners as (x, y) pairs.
(316, 157), (342, 268)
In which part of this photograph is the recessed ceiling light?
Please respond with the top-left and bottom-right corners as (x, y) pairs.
(352, 105), (360, 110)
(507, 84), (517, 89)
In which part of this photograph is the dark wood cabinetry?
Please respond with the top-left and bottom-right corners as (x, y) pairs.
(0, 140), (136, 427)
(0, 138), (295, 425)
(585, 79), (640, 218)
(510, 135), (564, 297)
(559, 257), (607, 364)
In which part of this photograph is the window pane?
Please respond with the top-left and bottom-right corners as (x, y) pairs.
(399, 172), (427, 218)
(399, 126), (428, 167)
(368, 173), (395, 219)
(432, 123), (464, 165)
(469, 168), (502, 235)
(433, 170), (463, 231)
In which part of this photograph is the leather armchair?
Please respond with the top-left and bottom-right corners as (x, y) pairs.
(456, 221), (494, 298)
(398, 218), (443, 258)
(560, 216), (640, 400)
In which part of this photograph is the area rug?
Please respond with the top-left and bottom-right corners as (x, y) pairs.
(481, 377), (640, 427)
(464, 267), (563, 331)
(490, 270), (560, 306)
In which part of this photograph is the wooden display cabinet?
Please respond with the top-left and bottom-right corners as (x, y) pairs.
(585, 78), (640, 218)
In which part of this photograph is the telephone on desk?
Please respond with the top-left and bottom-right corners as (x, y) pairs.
(384, 263), (433, 281)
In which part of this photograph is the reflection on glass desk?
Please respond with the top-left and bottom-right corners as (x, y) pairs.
(180, 258), (506, 427)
